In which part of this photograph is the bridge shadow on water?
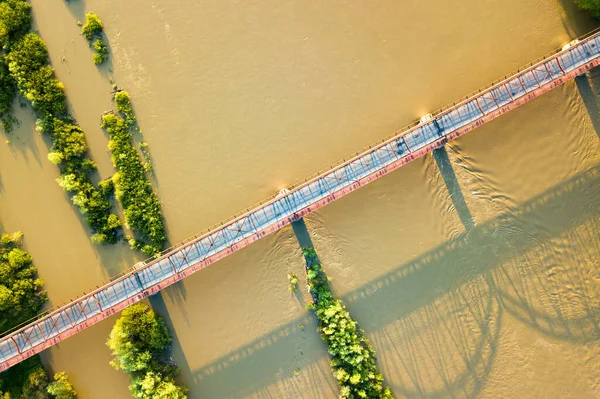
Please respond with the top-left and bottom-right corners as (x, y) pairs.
(576, 67), (600, 139)
(184, 165), (600, 398)
(433, 146), (475, 232)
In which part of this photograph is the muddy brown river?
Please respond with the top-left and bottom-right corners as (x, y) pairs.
(0, 0), (599, 397)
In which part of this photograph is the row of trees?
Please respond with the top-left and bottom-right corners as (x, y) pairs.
(0, 0), (121, 244)
(0, 232), (77, 399)
(102, 91), (166, 255)
(107, 303), (187, 398)
(303, 247), (394, 399)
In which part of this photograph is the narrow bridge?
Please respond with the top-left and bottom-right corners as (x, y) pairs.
(2, 29), (600, 372)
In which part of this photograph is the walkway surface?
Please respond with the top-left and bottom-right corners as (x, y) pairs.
(2, 29), (600, 372)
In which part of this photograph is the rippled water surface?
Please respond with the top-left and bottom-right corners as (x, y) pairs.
(0, 0), (599, 397)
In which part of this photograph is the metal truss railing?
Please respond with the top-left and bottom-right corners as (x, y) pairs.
(2, 28), (600, 372)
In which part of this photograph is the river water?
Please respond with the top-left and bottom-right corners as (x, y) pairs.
(0, 0), (599, 397)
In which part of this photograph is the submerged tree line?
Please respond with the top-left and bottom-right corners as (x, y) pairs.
(0, 0), (174, 397)
(0, 0), (166, 255)
(303, 247), (394, 399)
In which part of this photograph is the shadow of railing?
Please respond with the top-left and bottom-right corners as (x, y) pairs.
(185, 165), (600, 398)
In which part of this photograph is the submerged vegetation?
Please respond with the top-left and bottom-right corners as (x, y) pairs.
(574, 0), (600, 17)
(114, 91), (136, 127)
(92, 37), (108, 65)
(287, 272), (299, 293)
(0, 0), (30, 132)
(0, 233), (77, 399)
(81, 13), (108, 65)
(0, 232), (46, 333)
(102, 91), (165, 255)
(0, 351), (78, 398)
(303, 247), (394, 399)
(0, 0), (120, 243)
(107, 304), (187, 399)
(0, 56), (16, 132)
(47, 372), (77, 399)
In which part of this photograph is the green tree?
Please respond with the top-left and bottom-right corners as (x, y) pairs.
(47, 372), (77, 399)
(102, 112), (166, 254)
(6, 33), (67, 132)
(131, 372), (187, 399)
(0, 232), (46, 332)
(20, 365), (48, 399)
(114, 91), (136, 126)
(92, 37), (108, 64)
(574, 0), (600, 17)
(107, 304), (188, 398)
(0, 56), (16, 132)
(0, 0), (31, 49)
(81, 13), (103, 40)
(2, 7), (120, 244)
(303, 247), (394, 399)
(107, 303), (171, 375)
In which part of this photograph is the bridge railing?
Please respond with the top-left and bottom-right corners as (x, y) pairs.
(2, 27), (600, 370)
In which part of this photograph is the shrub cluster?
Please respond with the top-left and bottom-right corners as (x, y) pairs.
(574, 0), (600, 17)
(0, 56), (16, 132)
(0, 0), (121, 244)
(0, 356), (48, 398)
(0, 0), (31, 132)
(0, 231), (46, 333)
(114, 91), (136, 127)
(107, 303), (187, 399)
(47, 372), (77, 399)
(81, 13), (108, 65)
(0, 0), (31, 49)
(0, 232), (77, 399)
(101, 108), (165, 255)
(303, 247), (394, 399)
(0, 355), (78, 398)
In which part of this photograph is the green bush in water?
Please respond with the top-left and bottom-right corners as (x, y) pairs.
(0, 231), (46, 333)
(303, 247), (394, 399)
(47, 372), (77, 399)
(81, 13), (103, 40)
(574, 0), (600, 17)
(81, 13), (109, 65)
(92, 37), (108, 65)
(102, 112), (166, 254)
(114, 90), (136, 126)
(4, 27), (120, 243)
(0, 0), (31, 49)
(107, 303), (188, 398)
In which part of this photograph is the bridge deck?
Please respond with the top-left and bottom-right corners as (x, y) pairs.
(2, 30), (600, 372)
